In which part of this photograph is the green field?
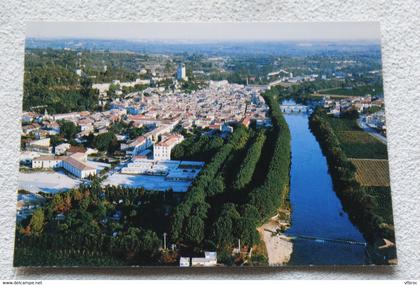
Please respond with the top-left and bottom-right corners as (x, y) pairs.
(326, 116), (388, 159)
(320, 85), (383, 97)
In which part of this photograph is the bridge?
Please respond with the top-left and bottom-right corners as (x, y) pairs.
(280, 104), (309, 113)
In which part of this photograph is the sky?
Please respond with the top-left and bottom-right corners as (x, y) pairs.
(26, 22), (381, 42)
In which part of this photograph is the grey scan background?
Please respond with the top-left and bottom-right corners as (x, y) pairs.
(0, 0), (419, 280)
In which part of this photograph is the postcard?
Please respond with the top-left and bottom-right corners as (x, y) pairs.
(15, 22), (396, 267)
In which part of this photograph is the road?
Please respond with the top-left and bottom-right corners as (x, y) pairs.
(357, 117), (387, 144)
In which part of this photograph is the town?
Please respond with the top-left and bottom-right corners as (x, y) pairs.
(15, 39), (395, 267)
(18, 63), (271, 221)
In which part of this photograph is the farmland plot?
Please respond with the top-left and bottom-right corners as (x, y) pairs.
(349, 158), (390, 187)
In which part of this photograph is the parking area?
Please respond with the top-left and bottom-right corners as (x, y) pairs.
(103, 173), (191, 192)
(18, 170), (81, 194)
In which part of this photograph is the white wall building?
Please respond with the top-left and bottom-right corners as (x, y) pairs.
(191, 252), (217, 267)
(32, 156), (63, 169)
(54, 143), (71, 155)
(62, 156), (96, 179)
(153, 134), (184, 160)
(31, 152), (97, 179)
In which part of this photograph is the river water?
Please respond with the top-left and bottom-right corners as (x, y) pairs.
(282, 100), (368, 265)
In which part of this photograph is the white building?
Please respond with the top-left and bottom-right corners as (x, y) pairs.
(120, 135), (153, 155)
(26, 138), (52, 153)
(179, 257), (190, 267)
(32, 156), (63, 169)
(176, 63), (187, 81)
(54, 143), (71, 155)
(62, 156), (96, 179)
(191, 252), (217, 267)
(31, 152), (97, 179)
(153, 134), (184, 160)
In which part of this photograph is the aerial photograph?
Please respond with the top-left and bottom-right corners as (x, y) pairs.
(14, 22), (396, 267)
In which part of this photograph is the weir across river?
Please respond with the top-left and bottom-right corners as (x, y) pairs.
(288, 234), (367, 247)
(280, 104), (309, 113)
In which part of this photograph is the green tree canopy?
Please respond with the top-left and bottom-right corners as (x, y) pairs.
(29, 208), (44, 235)
(92, 131), (119, 154)
(59, 120), (78, 141)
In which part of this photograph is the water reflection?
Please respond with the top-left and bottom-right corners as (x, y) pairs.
(283, 99), (368, 265)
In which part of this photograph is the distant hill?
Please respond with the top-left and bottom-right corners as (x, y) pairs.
(25, 38), (381, 57)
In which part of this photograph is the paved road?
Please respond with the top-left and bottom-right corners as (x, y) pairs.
(357, 117), (387, 144)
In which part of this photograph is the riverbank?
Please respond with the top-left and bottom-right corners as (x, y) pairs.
(257, 209), (292, 265)
(308, 108), (396, 264)
(252, 89), (292, 265)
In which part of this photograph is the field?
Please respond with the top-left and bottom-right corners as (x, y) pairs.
(349, 158), (390, 187)
(326, 116), (388, 159)
(318, 85), (383, 97)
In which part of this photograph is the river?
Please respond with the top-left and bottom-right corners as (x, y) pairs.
(282, 99), (368, 265)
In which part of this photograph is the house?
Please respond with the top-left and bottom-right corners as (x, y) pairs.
(26, 138), (52, 153)
(77, 118), (94, 131)
(32, 155), (64, 169)
(54, 143), (71, 155)
(191, 252), (217, 267)
(179, 257), (190, 267)
(64, 152), (96, 178)
(121, 135), (153, 155)
(31, 152), (97, 179)
(22, 123), (41, 135)
(153, 134), (184, 160)
(52, 112), (80, 121)
(42, 121), (60, 135)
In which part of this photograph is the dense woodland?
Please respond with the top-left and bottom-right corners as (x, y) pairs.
(15, 179), (184, 266)
(169, 88), (291, 264)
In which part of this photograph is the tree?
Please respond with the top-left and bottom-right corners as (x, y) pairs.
(183, 215), (205, 245)
(92, 131), (119, 154)
(237, 204), (261, 247)
(29, 208), (44, 235)
(59, 120), (78, 141)
(127, 126), (147, 140)
(211, 203), (240, 248)
(341, 108), (359, 120)
(111, 227), (160, 262)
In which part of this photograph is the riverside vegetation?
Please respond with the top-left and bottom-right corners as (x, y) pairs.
(170, 87), (291, 265)
(309, 108), (396, 264)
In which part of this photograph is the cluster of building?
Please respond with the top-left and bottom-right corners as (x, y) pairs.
(320, 94), (387, 134)
(20, 63), (271, 190)
(22, 108), (127, 143)
(321, 95), (384, 117)
(112, 80), (269, 132)
(365, 110), (387, 131)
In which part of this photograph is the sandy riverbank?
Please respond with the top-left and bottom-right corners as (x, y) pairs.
(257, 215), (293, 266)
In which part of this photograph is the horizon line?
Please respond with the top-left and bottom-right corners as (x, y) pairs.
(26, 22), (381, 42)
